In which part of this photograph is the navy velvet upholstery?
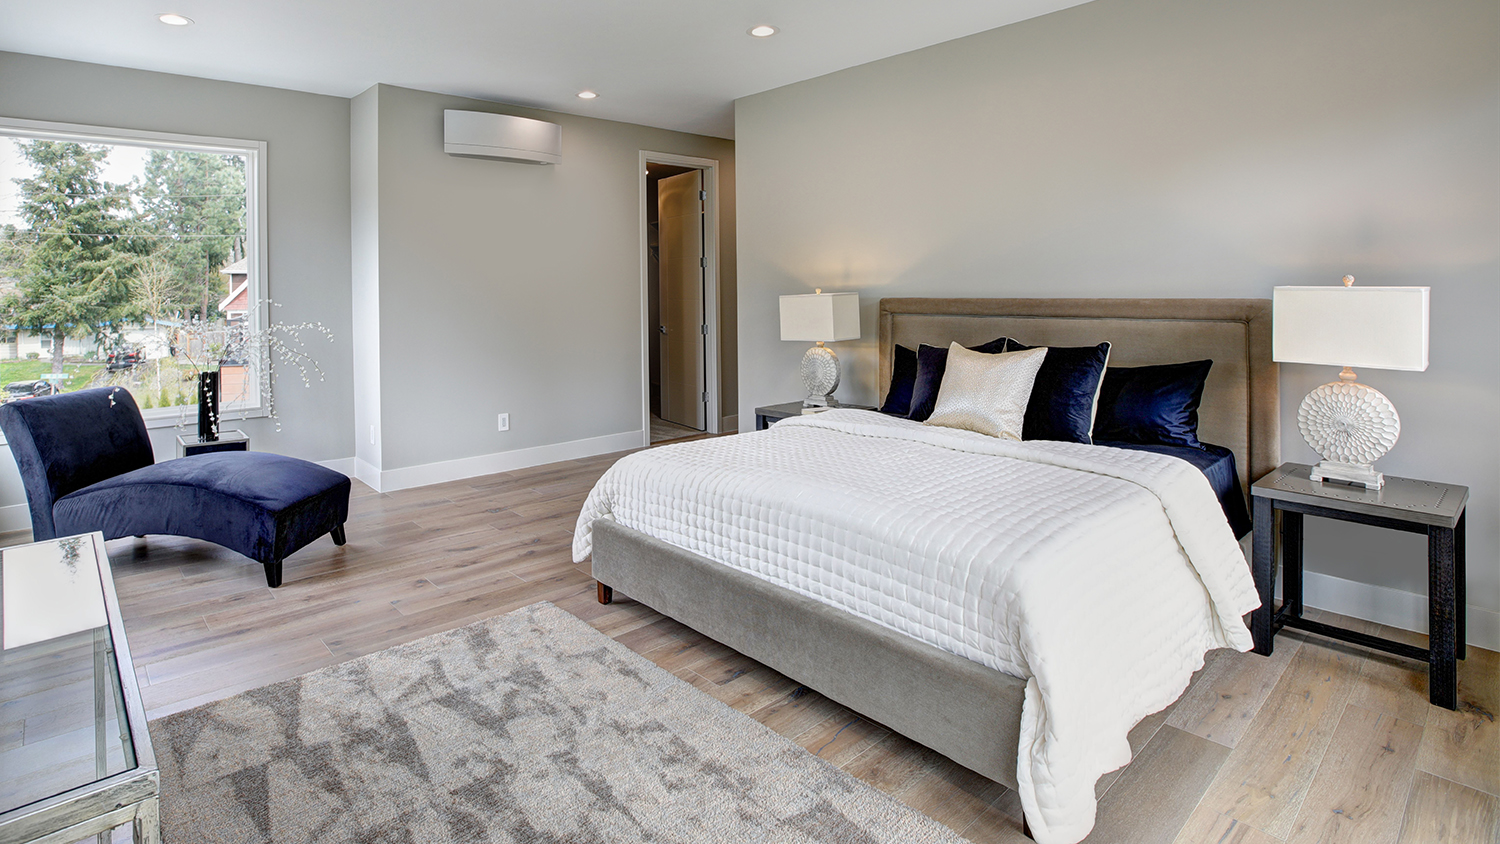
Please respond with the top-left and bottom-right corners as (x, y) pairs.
(878, 344), (918, 416)
(0, 387), (350, 587)
(1008, 341), (1112, 444)
(0, 386), (154, 540)
(1094, 360), (1214, 449)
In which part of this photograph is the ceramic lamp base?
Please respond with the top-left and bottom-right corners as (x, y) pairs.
(801, 343), (841, 407)
(1297, 376), (1400, 491)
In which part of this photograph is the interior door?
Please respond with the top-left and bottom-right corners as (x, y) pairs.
(658, 170), (706, 430)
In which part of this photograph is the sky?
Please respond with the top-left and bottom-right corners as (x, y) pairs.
(0, 137), (152, 227)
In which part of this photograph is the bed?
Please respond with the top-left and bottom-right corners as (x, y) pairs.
(575, 298), (1278, 843)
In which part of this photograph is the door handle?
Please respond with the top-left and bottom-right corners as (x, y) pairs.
(658, 325), (668, 334)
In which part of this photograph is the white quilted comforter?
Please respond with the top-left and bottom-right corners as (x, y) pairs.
(573, 409), (1260, 844)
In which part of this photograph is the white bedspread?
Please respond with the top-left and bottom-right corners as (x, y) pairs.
(573, 409), (1260, 844)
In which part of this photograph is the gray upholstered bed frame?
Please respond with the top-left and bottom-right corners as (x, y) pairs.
(591, 297), (1279, 794)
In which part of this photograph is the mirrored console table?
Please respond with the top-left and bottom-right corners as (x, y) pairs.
(0, 532), (159, 843)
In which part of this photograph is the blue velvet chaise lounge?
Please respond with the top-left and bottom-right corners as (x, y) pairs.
(0, 387), (350, 587)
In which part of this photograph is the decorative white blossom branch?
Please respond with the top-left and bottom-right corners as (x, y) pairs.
(174, 299), (334, 432)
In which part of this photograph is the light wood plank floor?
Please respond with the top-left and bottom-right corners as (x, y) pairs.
(650, 413), (705, 443)
(4, 448), (1495, 843)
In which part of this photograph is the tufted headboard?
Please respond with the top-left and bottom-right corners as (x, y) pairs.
(878, 298), (1280, 496)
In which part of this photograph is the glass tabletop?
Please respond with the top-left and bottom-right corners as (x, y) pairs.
(0, 535), (136, 814)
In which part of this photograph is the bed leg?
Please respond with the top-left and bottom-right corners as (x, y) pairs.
(1022, 814), (1033, 840)
(597, 582), (613, 605)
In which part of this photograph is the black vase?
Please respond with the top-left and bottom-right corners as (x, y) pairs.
(197, 370), (220, 442)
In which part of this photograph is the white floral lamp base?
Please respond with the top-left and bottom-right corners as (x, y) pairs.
(801, 344), (841, 407)
(1298, 379), (1401, 490)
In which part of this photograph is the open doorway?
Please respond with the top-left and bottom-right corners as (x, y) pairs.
(641, 152), (721, 445)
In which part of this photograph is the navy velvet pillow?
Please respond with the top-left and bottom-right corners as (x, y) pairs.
(879, 344), (919, 416)
(1008, 341), (1112, 444)
(906, 337), (1010, 422)
(1094, 360), (1213, 449)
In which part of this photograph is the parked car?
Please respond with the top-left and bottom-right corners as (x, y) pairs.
(108, 346), (144, 370)
(106, 347), (144, 371)
(3, 380), (59, 402)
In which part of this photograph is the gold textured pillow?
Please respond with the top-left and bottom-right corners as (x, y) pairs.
(924, 343), (1049, 439)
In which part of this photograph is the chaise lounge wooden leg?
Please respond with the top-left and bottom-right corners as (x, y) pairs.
(1022, 814), (1033, 840)
(597, 582), (613, 604)
(331, 524), (347, 546)
(264, 559), (283, 589)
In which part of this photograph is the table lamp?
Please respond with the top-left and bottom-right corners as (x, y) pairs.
(1273, 276), (1429, 489)
(780, 289), (860, 407)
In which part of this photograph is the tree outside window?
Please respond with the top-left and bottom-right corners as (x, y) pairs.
(0, 122), (261, 417)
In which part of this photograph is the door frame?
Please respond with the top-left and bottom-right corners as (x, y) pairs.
(639, 150), (722, 445)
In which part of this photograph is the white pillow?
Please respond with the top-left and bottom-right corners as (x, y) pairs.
(925, 343), (1048, 439)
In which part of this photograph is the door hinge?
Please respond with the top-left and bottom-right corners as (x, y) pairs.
(700, 256), (707, 268)
(701, 391), (708, 403)
(699, 190), (707, 200)
(699, 324), (708, 335)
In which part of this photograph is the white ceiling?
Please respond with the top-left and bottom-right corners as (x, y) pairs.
(0, 0), (1092, 138)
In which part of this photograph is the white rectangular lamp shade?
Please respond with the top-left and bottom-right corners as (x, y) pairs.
(780, 292), (861, 342)
(1273, 286), (1429, 371)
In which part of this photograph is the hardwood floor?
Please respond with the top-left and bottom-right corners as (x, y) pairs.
(650, 413), (705, 443)
(4, 448), (1496, 843)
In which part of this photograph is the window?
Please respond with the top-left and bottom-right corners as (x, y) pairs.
(0, 117), (266, 424)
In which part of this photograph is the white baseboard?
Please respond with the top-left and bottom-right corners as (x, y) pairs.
(317, 457), (358, 476)
(1295, 569), (1499, 652)
(0, 502), (29, 534)
(0, 432), (640, 527)
(345, 457), (382, 492)
(373, 429), (644, 493)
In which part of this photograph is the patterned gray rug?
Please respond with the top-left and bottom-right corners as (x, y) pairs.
(154, 601), (968, 843)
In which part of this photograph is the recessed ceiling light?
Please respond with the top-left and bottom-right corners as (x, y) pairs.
(748, 25), (778, 37)
(157, 13), (193, 26)
(577, 90), (598, 100)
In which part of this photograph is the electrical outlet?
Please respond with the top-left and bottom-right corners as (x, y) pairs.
(498, 413), (510, 432)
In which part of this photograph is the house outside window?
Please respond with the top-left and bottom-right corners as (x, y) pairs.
(0, 117), (267, 422)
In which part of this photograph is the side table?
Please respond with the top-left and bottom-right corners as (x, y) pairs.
(1250, 463), (1468, 709)
(754, 401), (876, 431)
(176, 428), (248, 458)
(0, 532), (159, 842)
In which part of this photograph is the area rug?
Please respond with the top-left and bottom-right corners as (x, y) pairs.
(154, 601), (969, 843)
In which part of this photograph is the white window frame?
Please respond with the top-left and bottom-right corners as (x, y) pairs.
(0, 116), (269, 430)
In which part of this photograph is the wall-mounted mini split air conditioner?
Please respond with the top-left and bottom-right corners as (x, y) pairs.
(443, 110), (561, 165)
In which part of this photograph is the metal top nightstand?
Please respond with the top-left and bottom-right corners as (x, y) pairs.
(1250, 462), (1468, 709)
(753, 401), (876, 431)
(1253, 463), (1468, 528)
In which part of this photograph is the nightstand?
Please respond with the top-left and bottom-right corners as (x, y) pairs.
(1250, 462), (1468, 709)
(754, 401), (876, 431)
(176, 428), (249, 458)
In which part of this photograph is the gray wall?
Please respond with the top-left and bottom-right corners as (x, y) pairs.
(734, 0), (1498, 639)
(0, 51), (355, 502)
(355, 84), (736, 475)
(0, 53), (738, 514)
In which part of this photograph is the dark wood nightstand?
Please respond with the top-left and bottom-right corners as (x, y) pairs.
(754, 401), (876, 431)
(1250, 462), (1468, 709)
